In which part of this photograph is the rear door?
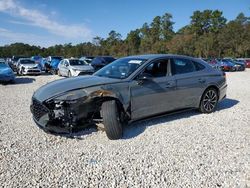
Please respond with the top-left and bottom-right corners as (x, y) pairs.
(130, 58), (177, 120)
(170, 58), (207, 108)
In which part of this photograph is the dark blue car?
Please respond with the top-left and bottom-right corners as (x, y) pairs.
(91, 56), (116, 71)
(44, 56), (63, 74)
(0, 61), (15, 83)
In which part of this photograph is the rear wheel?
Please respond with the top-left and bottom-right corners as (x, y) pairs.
(101, 100), (123, 140)
(199, 88), (218, 113)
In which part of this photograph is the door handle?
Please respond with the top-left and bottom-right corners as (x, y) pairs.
(198, 78), (206, 83)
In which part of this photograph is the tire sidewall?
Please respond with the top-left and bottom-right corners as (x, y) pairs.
(200, 88), (218, 113)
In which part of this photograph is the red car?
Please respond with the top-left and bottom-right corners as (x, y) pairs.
(245, 60), (250, 68)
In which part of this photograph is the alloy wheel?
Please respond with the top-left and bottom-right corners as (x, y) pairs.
(203, 90), (218, 112)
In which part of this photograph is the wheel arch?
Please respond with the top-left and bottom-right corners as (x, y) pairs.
(90, 94), (129, 121)
(204, 85), (220, 98)
(198, 85), (220, 108)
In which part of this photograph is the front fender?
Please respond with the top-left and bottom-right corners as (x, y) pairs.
(86, 83), (131, 114)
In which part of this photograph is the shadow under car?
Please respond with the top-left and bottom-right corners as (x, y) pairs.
(39, 98), (239, 139)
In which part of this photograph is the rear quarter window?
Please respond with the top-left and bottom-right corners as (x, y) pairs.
(193, 61), (205, 71)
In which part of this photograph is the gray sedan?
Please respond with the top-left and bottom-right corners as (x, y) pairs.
(31, 54), (227, 139)
(58, 58), (94, 77)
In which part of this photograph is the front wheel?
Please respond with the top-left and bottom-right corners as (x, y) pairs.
(199, 88), (218, 113)
(101, 100), (123, 140)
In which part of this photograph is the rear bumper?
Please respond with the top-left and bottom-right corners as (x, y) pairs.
(219, 84), (227, 101)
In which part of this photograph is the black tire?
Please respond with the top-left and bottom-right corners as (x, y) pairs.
(199, 88), (218, 113)
(101, 100), (123, 140)
(52, 69), (57, 75)
(58, 70), (61, 76)
(20, 69), (23, 76)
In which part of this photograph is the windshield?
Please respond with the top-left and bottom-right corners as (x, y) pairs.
(69, 60), (87, 66)
(20, 60), (35, 64)
(85, 59), (92, 64)
(94, 57), (147, 79)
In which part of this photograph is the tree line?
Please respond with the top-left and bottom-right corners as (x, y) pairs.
(0, 10), (249, 58)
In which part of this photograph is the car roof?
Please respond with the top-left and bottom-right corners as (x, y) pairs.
(125, 54), (196, 61)
(64, 58), (79, 61)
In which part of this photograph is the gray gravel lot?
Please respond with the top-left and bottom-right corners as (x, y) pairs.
(0, 71), (250, 187)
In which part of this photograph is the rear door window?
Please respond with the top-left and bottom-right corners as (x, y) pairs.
(171, 58), (196, 75)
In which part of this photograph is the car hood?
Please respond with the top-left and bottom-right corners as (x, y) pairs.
(33, 75), (122, 102)
(70, 65), (94, 71)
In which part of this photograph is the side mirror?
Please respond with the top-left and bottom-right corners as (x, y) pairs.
(138, 73), (152, 80)
(137, 73), (152, 84)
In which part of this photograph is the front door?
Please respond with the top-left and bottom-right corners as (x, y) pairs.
(130, 58), (177, 120)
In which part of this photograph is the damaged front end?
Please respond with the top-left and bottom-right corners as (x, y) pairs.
(30, 89), (96, 133)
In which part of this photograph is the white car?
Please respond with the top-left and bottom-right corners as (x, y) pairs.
(58, 58), (94, 77)
(17, 58), (41, 75)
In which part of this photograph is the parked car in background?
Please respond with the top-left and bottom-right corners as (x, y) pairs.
(44, 56), (63, 73)
(30, 54), (227, 140)
(58, 58), (94, 77)
(224, 58), (245, 71)
(17, 58), (41, 75)
(11, 55), (28, 71)
(207, 59), (222, 70)
(31, 56), (43, 70)
(79, 56), (95, 64)
(219, 59), (237, 71)
(0, 59), (15, 83)
(239, 59), (250, 68)
(49, 58), (62, 74)
(245, 59), (250, 68)
(39, 58), (48, 71)
(91, 56), (116, 71)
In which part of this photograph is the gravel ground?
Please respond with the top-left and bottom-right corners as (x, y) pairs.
(0, 71), (250, 187)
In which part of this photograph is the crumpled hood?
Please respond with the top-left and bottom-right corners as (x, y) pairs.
(70, 65), (94, 71)
(33, 75), (122, 102)
(22, 64), (38, 69)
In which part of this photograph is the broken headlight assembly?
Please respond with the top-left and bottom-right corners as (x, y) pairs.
(45, 90), (88, 129)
